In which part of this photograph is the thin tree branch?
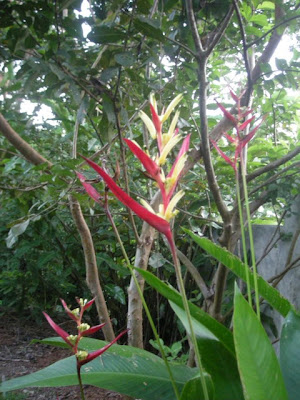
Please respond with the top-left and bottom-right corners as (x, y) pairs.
(232, 0), (252, 90)
(247, 147), (300, 182)
(206, 5), (234, 57)
(0, 113), (52, 167)
(186, 0), (204, 56)
(247, 14), (300, 49)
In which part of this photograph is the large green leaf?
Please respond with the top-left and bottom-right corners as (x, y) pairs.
(180, 374), (215, 400)
(87, 26), (127, 44)
(0, 338), (199, 400)
(136, 268), (235, 355)
(233, 284), (288, 400)
(184, 230), (292, 317)
(280, 309), (300, 400)
(171, 303), (244, 400)
(133, 16), (165, 41)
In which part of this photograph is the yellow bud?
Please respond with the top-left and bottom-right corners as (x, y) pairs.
(76, 350), (88, 361)
(67, 335), (78, 345)
(71, 308), (80, 317)
(78, 323), (90, 332)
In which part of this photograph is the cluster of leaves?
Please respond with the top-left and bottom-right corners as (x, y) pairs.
(0, 0), (299, 344)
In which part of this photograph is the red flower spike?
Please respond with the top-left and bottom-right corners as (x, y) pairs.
(224, 133), (237, 144)
(123, 139), (162, 183)
(210, 139), (236, 171)
(43, 312), (73, 348)
(80, 323), (106, 337)
(168, 134), (191, 178)
(78, 329), (128, 366)
(150, 104), (162, 133)
(240, 123), (262, 148)
(76, 172), (103, 205)
(150, 104), (162, 152)
(82, 298), (96, 312)
(239, 116), (255, 132)
(60, 299), (79, 322)
(230, 90), (240, 103)
(81, 156), (172, 237)
(216, 101), (237, 125)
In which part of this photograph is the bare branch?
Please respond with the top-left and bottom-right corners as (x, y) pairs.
(247, 147), (300, 182)
(0, 113), (52, 167)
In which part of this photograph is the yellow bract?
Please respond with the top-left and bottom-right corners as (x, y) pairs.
(158, 134), (182, 166)
(139, 111), (157, 139)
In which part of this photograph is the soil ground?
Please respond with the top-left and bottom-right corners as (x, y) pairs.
(0, 314), (126, 400)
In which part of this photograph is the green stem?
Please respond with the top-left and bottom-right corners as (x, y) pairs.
(236, 170), (252, 306)
(105, 208), (181, 400)
(168, 234), (209, 400)
(77, 365), (86, 400)
(240, 159), (260, 319)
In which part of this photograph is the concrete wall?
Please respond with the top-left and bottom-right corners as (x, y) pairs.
(252, 195), (300, 341)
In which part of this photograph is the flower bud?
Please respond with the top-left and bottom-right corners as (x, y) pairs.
(78, 323), (90, 332)
(76, 350), (88, 361)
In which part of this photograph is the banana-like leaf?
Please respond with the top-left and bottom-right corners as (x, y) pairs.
(0, 338), (201, 400)
(171, 302), (244, 400)
(136, 267), (234, 355)
(184, 230), (292, 317)
(233, 284), (288, 400)
(280, 309), (300, 400)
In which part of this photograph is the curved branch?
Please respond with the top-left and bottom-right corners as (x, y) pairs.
(206, 5), (234, 57)
(247, 147), (300, 182)
(0, 113), (52, 167)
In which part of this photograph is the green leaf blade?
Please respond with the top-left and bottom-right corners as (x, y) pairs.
(233, 285), (288, 400)
(184, 230), (292, 317)
(0, 339), (198, 400)
(280, 309), (300, 400)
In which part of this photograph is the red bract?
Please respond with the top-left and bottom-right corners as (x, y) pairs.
(43, 312), (73, 348)
(78, 330), (128, 366)
(76, 172), (103, 205)
(123, 139), (163, 184)
(44, 298), (128, 371)
(80, 155), (172, 237)
(212, 94), (265, 171)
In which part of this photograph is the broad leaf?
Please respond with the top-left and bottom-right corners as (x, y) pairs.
(184, 230), (292, 317)
(133, 16), (165, 41)
(136, 268), (235, 355)
(180, 374), (215, 400)
(171, 303), (244, 400)
(233, 284), (288, 400)
(87, 26), (126, 44)
(0, 338), (199, 400)
(280, 309), (300, 400)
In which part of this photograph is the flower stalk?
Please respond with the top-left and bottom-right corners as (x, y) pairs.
(211, 90), (263, 318)
(78, 94), (209, 399)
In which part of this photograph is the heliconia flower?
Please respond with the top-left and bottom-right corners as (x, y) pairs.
(76, 172), (103, 205)
(150, 104), (162, 134)
(78, 330), (128, 366)
(211, 139), (237, 171)
(161, 94), (183, 123)
(157, 134), (182, 166)
(138, 110), (157, 140)
(80, 155), (172, 237)
(43, 312), (73, 348)
(77, 297), (96, 312)
(123, 139), (163, 183)
(61, 298), (80, 322)
(162, 190), (185, 221)
(44, 298), (128, 370)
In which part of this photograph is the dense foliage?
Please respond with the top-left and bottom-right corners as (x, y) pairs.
(0, 0), (299, 340)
